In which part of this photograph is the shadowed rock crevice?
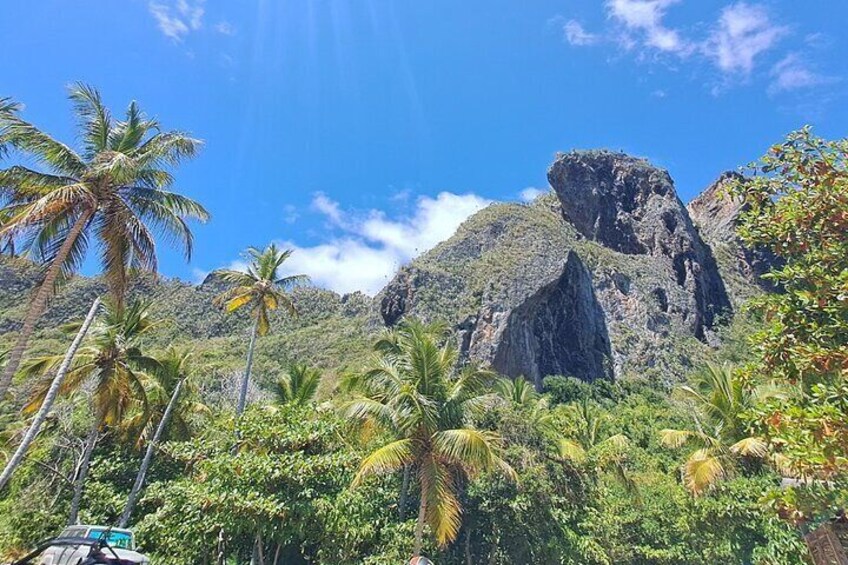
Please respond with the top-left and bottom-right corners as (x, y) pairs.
(491, 251), (612, 389)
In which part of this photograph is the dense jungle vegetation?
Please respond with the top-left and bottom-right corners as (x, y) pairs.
(0, 88), (844, 564)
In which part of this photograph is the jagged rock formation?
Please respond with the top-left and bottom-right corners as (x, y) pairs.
(687, 172), (781, 304)
(550, 151), (731, 339)
(379, 150), (739, 385)
(489, 251), (612, 387)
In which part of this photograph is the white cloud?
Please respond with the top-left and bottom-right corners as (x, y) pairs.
(553, 2), (836, 95)
(606, 0), (689, 54)
(311, 192), (345, 226)
(148, 0), (205, 41)
(221, 192), (492, 296)
(283, 204), (299, 224)
(519, 187), (546, 202)
(704, 3), (787, 75)
(563, 20), (598, 46)
(214, 21), (235, 36)
(769, 54), (831, 93)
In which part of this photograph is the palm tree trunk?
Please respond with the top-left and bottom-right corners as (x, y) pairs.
(0, 212), (91, 401)
(413, 493), (427, 558)
(0, 297), (101, 492)
(399, 463), (411, 519)
(118, 378), (184, 527)
(272, 544), (281, 565)
(68, 409), (104, 525)
(236, 318), (259, 417)
(250, 533), (265, 565)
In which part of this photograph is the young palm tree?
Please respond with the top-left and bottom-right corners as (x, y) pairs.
(0, 83), (209, 399)
(344, 320), (515, 557)
(495, 375), (554, 434)
(212, 244), (308, 416)
(119, 346), (206, 528)
(659, 363), (783, 495)
(557, 398), (634, 491)
(272, 363), (321, 406)
(19, 299), (158, 524)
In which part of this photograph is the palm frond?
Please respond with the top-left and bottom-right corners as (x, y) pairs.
(353, 439), (414, 486)
(683, 448), (725, 495)
(558, 438), (588, 463)
(729, 436), (768, 458)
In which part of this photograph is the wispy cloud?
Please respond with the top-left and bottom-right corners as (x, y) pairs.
(769, 54), (834, 93)
(563, 20), (599, 46)
(519, 187), (546, 202)
(704, 2), (787, 75)
(311, 192), (345, 227)
(607, 0), (690, 54)
(148, 0), (205, 41)
(214, 21), (235, 36)
(553, 1), (838, 97)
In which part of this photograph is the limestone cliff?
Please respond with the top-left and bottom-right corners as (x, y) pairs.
(379, 151), (741, 386)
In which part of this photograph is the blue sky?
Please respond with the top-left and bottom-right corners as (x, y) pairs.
(2, 1), (846, 294)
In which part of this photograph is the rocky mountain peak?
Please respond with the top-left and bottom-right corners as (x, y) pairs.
(374, 149), (743, 386)
(548, 149), (731, 338)
(548, 150), (678, 255)
(687, 172), (781, 297)
(687, 171), (746, 242)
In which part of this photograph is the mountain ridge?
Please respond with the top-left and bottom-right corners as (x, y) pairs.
(0, 150), (764, 390)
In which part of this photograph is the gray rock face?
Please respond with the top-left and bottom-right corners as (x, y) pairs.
(549, 150), (731, 339)
(687, 172), (781, 301)
(490, 251), (612, 388)
(379, 150), (742, 384)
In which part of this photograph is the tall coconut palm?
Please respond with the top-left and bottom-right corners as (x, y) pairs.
(0, 83), (209, 400)
(272, 363), (321, 406)
(344, 320), (515, 557)
(19, 299), (158, 524)
(659, 363), (784, 495)
(212, 244), (308, 416)
(119, 346), (206, 527)
(0, 297), (101, 492)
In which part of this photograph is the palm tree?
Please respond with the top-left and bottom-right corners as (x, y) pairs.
(0, 97), (20, 159)
(557, 398), (634, 491)
(19, 299), (158, 524)
(0, 83), (209, 399)
(212, 244), (308, 416)
(659, 363), (782, 495)
(272, 363), (321, 406)
(495, 375), (554, 433)
(344, 320), (515, 557)
(119, 346), (206, 528)
(0, 297), (101, 492)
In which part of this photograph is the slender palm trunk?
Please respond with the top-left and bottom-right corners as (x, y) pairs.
(0, 212), (91, 401)
(0, 297), (101, 492)
(68, 409), (104, 525)
(119, 378), (184, 527)
(413, 493), (427, 558)
(399, 463), (411, 520)
(250, 533), (265, 565)
(272, 544), (281, 565)
(236, 319), (259, 417)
